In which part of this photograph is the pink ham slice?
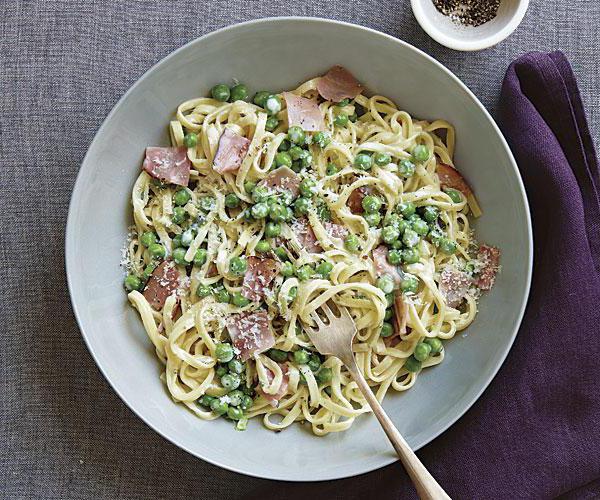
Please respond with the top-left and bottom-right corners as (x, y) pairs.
(143, 261), (180, 310)
(439, 267), (471, 308)
(258, 363), (289, 407)
(437, 162), (473, 196)
(316, 65), (363, 102)
(226, 310), (275, 361)
(290, 217), (321, 253)
(282, 92), (325, 131)
(241, 256), (280, 302)
(323, 221), (348, 240)
(393, 293), (408, 335)
(476, 244), (500, 291)
(258, 166), (301, 198)
(142, 147), (191, 187)
(212, 128), (251, 174)
(372, 245), (403, 285)
(206, 262), (219, 277)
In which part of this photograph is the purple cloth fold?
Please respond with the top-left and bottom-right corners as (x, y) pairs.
(249, 52), (600, 500)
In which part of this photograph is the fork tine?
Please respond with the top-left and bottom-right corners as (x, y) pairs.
(321, 303), (336, 321)
(309, 310), (325, 328)
(338, 305), (353, 321)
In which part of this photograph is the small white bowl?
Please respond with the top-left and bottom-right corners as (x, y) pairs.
(411, 0), (529, 51)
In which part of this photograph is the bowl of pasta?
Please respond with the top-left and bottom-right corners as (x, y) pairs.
(66, 17), (532, 481)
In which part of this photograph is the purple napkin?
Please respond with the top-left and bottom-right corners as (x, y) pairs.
(248, 52), (600, 499)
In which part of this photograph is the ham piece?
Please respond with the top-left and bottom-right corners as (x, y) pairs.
(258, 363), (289, 406)
(437, 162), (473, 196)
(475, 244), (500, 290)
(226, 310), (275, 361)
(142, 147), (190, 186)
(372, 245), (403, 285)
(143, 261), (180, 310)
(258, 166), (301, 198)
(316, 66), (363, 102)
(282, 92), (325, 131)
(241, 256), (280, 302)
(212, 128), (251, 174)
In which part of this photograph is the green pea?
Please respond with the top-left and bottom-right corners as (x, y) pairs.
(382, 226), (400, 244)
(354, 153), (373, 171)
(173, 189), (191, 206)
(316, 367), (333, 385)
(180, 229), (194, 248)
(268, 349), (289, 363)
(422, 206), (439, 223)
(284, 206), (295, 221)
(251, 202), (269, 219)
(288, 126), (306, 145)
(294, 349), (310, 364)
(439, 238), (457, 254)
(383, 213), (402, 229)
(172, 206), (187, 224)
(307, 354), (322, 372)
(398, 159), (416, 177)
(211, 84), (230, 102)
(364, 212), (381, 227)
(199, 395), (216, 408)
(215, 343), (234, 363)
(336, 98), (350, 107)
(296, 265), (313, 281)
(264, 95), (282, 115)
(264, 222), (281, 238)
(316, 202), (331, 222)
(210, 398), (228, 416)
(402, 228), (420, 248)
(281, 261), (295, 277)
(214, 287), (230, 303)
(227, 406), (244, 420)
(275, 151), (292, 168)
(124, 274), (142, 292)
(298, 149), (313, 168)
(344, 234), (360, 252)
(253, 91), (270, 107)
(299, 178), (317, 198)
(413, 342), (432, 362)
(227, 360), (245, 376)
(140, 231), (158, 247)
(172, 247), (188, 265)
(385, 293), (395, 308)
(313, 131), (331, 148)
(412, 145), (429, 162)
(397, 202), (416, 218)
(402, 247), (420, 264)
(334, 114), (348, 127)
(274, 247), (288, 261)
(252, 185), (269, 203)
(230, 83), (248, 102)
(412, 218), (429, 236)
(404, 356), (422, 373)
(196, 283), (211, 298)
(183, 132), (198, 148)
(348, 113), (358, 123)
(198, 196), (216, 212)
(388, 249), (403, 265)
(215, 364), (228, 377)
(229, 256), (247, 275)
(374, 152), (391, 166)
(428, 227), (444, 246)
(193, 248), (208, 266)
(253, 240), (269, 254)
(326, 163), (339, 176)
(444, 188), (463, 203)
(287, 145), (302, 161)
(142, 263), (156, 280)
(377, 275), (395, 294)
(240, 395), (253, 410)
(287, 286), (298, 301)
(227, 389), (244, 406)
(148, 243), (166, 260)
(362, 195), (381, 214)
(384, 308), (394, 321)
(268, 203), (286, 222)
(290, 160), (302, 173)
(231, 292), (250, 307)
(380, 322), (394, 337)
(244, 181), (256, 194)
(316, 261), (333, 278)
(425, 337), (443, 354)
(224, 193), (240, 209)
(401, 275), (419, 294)
(294, 197), (311, 216)
(278, 139), (291, 151)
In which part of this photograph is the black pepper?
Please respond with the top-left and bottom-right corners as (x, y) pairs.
(432, 0), (501, 27)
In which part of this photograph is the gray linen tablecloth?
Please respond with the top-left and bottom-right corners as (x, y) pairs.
(1, 1), (599, 499)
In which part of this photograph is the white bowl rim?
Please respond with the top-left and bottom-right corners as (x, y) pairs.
(65, 16), (533, 481)
(411, 0), (530, 51)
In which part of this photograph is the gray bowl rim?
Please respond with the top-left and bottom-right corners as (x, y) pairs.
(65, 16), (533, 481)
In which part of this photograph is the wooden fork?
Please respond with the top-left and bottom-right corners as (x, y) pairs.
(304, 303), (451, 500)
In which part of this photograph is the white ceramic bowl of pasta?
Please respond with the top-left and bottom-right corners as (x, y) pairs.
(66, 17), (532, 481)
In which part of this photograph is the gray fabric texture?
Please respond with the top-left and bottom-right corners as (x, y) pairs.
(1, 1), (599, 499)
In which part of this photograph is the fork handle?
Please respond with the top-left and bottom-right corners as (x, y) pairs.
(343, 355), (451, 500)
